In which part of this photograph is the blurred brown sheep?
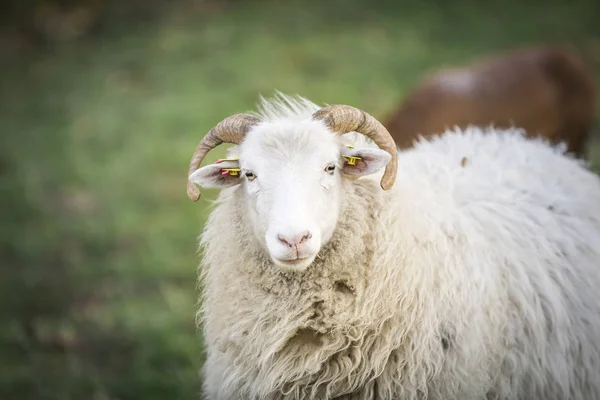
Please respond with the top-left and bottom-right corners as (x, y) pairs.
(382, 46), (597, 158)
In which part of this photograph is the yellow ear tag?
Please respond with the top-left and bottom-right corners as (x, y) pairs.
(343, 155), (361, 165)
(220, 168), (241, 176)
(214, 158), (241, 176)
(342, 146), (361, 165)
(215, 157), (240, 163)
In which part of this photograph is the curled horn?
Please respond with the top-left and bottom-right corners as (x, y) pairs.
(187, 113), (261, 201)
(312, 104), (398, 190)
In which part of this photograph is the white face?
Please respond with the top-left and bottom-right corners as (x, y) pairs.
(189, 119), (391, 271)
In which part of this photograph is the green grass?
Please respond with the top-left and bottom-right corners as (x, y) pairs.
(1, 0), (600, 399)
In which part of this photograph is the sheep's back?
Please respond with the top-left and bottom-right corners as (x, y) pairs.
(377, 127), (600, 398)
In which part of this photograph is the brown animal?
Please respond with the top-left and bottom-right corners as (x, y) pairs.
(382, 46), (597, 158)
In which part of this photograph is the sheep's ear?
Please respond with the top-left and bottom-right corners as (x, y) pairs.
(188, 161), (242, 189)
(341, 147), (392, 177)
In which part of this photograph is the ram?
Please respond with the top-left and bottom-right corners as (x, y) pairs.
(381, 46), (597, 157)
(187, 93), (600, 400)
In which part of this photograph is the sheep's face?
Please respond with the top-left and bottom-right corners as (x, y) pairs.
(189, 119), (391, 271)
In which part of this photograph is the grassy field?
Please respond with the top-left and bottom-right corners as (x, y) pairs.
(1, 0), (599, 399)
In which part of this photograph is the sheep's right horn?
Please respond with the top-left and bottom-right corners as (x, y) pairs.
(187, 113), (261, 201)
(312, 105), (398, 190)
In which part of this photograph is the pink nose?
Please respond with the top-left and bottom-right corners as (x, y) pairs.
(277, 231), (312, 247)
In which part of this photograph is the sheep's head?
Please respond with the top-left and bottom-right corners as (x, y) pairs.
(187, 104), (398, 271)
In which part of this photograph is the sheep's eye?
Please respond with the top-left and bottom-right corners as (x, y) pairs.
(325, 164), (336, 175)
(245, 171), (256, 181)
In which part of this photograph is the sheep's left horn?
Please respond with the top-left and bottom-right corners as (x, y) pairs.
(312, 105), (398, 190)
(187, 113), (261, 201)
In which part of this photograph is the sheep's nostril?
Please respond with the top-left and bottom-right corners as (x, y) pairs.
(300, 233), (312, 244)
(278, 235), (293, 247)
(277, 231), (312, 247)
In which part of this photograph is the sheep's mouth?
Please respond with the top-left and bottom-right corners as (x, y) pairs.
(272, 255), (315, 270)
(277, 257), (308, 265)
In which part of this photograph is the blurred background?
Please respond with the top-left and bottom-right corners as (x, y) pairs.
(1, 0), (599, 399)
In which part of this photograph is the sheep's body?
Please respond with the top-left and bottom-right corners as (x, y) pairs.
(197, 97), (600, 399)
(382, 46), (597, 158)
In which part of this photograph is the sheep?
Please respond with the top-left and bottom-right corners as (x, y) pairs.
(381, 46), (597, 158)
(186, 93), (600, 400)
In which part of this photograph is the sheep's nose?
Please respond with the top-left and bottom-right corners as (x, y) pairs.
(277, 231), (312, 247)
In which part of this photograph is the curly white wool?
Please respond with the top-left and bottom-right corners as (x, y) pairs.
(195, 94), (600, 399)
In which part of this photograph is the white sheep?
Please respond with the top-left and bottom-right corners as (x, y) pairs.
(186, 93), (600, 400)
